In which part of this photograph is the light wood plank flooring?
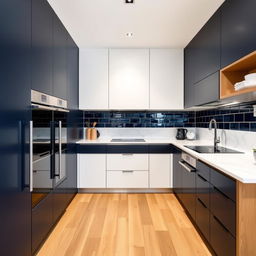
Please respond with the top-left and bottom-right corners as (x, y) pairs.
(37, 194), (212, 256)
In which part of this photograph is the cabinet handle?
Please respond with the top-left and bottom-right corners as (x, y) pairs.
(213, 186), (230, 200)
(213, 215), (230, 233)
(197, 198), (207, 209)
(122, 170), (134, 173)
(178, 160), (196, 173)
(198, 174), (207, 182)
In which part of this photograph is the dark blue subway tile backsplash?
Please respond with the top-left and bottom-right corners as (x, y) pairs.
(83, 111), (194, 128)
(81, 102), (256, 132)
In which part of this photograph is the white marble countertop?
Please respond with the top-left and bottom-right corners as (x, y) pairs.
(77, 138), (256, 183)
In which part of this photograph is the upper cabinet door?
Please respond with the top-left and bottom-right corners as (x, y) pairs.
(31, 0), (53, 95)
(184, 46), (195, 108)
(221, 0), (256, 68)
(193, 9), (221, 84)
(67, 36), (79, 109)
(53, 14), (67, 100)
(79, 49), (109, 109)
(109, 49), (149, 110)
(150, 49), (184, 110)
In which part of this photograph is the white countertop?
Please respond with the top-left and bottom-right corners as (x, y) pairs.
(77, 138), (256, 184)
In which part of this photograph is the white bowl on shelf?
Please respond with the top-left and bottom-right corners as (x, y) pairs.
(245, 73), (256, 81)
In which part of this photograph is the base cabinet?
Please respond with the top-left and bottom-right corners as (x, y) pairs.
(78, 147), (173, 189)
(78, 154), (106, 188)
(173, 151), (236, 256)
(210, 215), (236, 256)
(107, 171), (149, 188)
(149, 154), (172, 188)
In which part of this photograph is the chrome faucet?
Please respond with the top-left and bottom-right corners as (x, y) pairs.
(209, 119), (220, 150)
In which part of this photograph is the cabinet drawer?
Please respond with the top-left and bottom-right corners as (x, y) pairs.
(196, 173), (210, 208)
(107, 154), (148, 171)
(107, 171), (148, 188)
(196, 198), (210, 242)
(210, 185), (236, 237)
(210, 168), (236, 202)
(210, 214), (236, 256)
(197, 161), (210, 181)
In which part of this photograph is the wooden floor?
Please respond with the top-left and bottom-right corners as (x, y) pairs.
(37, 194), (212, 256)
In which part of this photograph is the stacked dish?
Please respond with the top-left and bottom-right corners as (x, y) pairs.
(234, 73), (256, 91)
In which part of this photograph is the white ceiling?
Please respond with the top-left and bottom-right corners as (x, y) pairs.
(48, 0), (224, 48)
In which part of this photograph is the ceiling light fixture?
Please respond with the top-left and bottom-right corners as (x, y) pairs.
(125, 0), (134, 4)
(126, 32), (133, 37)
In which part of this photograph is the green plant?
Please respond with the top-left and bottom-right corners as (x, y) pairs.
(253, 148), (256, 152)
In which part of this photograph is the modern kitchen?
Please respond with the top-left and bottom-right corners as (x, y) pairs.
(1, 0), (256, 255)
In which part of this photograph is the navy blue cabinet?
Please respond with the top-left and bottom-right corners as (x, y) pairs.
(66, 36), (79, 202)
(184, 46), (195, 108)
(184, 9), (221, 107)
(173, 150), (183, 199)
(31, 0), (53, 95)
(194, 72), (219, 106)
(53, 14), (68, 100)
(221, 0), (256, 68)
(0, 0), (32, 255)
(193, 10), (221, 83)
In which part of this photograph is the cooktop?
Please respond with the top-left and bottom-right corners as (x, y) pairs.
(111, 138), (145, 142)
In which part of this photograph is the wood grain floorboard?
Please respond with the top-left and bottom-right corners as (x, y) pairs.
(37, 194), (212, 256)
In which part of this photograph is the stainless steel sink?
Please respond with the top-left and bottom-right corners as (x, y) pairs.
(185, 145), (242, 153)
(111, 138), (145, 142)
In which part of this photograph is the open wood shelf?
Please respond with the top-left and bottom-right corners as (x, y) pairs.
(220, 51), (256, 99)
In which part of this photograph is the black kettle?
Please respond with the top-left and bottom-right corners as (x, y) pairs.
(176, 128), (188, 140)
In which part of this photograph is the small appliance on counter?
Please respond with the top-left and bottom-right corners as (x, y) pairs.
(176, 128), (187, 140)
(186, 130), (196, 140)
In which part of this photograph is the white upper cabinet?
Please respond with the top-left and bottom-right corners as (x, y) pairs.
(150, 49), (184, 110)
(109, 49), (150, 110)
(79, 49), (109, 109)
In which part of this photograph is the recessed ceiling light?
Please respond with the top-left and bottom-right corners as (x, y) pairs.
(125, 0), (134, 3)
(126, 32), (133, 37)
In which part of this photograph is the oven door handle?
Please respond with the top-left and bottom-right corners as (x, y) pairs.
(29, 121), (33, 192)
(179, 160), (196, 173)
(58, 121), (62, 178)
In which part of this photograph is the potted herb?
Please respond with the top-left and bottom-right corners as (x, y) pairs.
(253, 148), (256, 162)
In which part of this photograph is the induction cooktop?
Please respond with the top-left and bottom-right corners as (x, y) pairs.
(111, 138), (145, 142)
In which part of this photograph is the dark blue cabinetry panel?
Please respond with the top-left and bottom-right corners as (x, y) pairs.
(53, 14), (67, 100)
(184, 46), (195, 108)
(221, 0), (256, 68)
(184, 9), (220, 107)
(31, 0), (53, 95)
(194, 72), (219, 106)
(0, 0), (32, 255)
(193, 10), (221, 83)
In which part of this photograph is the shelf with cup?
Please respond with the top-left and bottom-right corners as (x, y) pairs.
(220, 51), (256, 99)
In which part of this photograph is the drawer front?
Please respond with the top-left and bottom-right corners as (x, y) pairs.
(197, 161), (210, 181)
(107, 170), (149, 188)
(107, 154), (148, 171)
(196, 173), (210, 208)
(210, 214), (236, 256)
(210, 185), (236, 237)
(196, 198), (210, 242)
(210, 168), (236, 202)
